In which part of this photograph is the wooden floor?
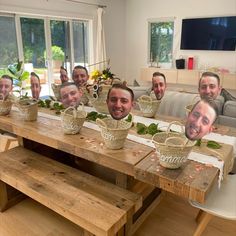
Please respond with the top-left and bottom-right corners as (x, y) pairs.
(0, 193), (235, 236)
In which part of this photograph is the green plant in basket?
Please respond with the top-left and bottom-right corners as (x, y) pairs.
(7, 60), (30, 98)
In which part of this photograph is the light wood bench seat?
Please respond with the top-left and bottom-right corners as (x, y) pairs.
(0, 147), (142, 236)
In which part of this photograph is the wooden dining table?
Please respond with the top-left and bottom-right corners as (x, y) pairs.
(0, 107), (234, 206)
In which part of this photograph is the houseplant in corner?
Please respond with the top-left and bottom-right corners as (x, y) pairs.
(8, 60), (38, 121)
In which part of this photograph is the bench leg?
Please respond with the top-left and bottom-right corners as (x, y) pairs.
(0, 181), (8, 211)
(116, 173), (133, 189)
(0, 181), (26, 212)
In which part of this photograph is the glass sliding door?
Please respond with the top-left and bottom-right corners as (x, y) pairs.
(0, 15), (18, 73)
(72, 20), (89, 68)
(20, 17), (48, 95)
(50, 20), (70, 84)
(0, 14), (90, 97)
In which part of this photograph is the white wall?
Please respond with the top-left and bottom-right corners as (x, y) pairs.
(1, 0), (236, 84)
(125, 0), (236, 84)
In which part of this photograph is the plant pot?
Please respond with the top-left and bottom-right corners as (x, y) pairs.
(17, 99), (38, 121)
(0, 98), (12, 116)
(96, 117), (132, 149)
(137, 95), (161, 118)
(152, 121), (196, 169)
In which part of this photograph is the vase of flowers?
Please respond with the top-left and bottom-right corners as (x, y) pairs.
(85, 68), (117, 114)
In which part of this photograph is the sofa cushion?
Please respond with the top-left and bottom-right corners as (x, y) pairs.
(157, 91), (200, 118)
(214, 95), (225, 115)
(223, 101), (236, 118)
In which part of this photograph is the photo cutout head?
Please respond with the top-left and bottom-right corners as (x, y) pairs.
(185, 97), (218, 141)
(106, 83), (134, 120)
(152, 72), (166, 100)
(198, 72), (222, 100)
(60, 82), (83, 108)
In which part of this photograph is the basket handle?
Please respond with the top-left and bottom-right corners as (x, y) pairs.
(64, 106), (77, 118)
(138, 95), (152, 102)
(165, 136), (189, 147)
(77, 102), (85, 112)
(96, 118), (107, 128)
(166, 121), (184, 134)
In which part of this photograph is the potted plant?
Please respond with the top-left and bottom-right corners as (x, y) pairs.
(8, 61), (38, 121)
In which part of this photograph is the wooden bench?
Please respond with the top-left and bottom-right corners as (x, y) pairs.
(0, 147), (142, 236)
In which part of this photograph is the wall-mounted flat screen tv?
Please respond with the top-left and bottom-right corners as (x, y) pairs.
(180, 16), (236, 51)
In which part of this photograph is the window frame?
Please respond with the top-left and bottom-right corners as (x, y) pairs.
(147, 17), (175, 67)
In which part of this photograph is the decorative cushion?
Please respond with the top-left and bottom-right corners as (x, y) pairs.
(223, 101), (236, 118)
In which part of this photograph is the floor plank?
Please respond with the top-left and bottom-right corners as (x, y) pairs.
(0, 193), (235, 236)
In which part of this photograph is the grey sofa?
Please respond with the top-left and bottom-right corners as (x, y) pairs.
(131, 87), (236, 128)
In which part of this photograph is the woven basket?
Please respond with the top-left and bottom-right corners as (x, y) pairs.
(0, 96), (12, 116)
(185, 95), (200, 116)
(137, 95), (161, 118)
(17, 99), (38, 121)
(152, 121), (196, 169)
(96, 117), (132, 149)
(86, 84), (111, 114)
(61, 105), (87, 134)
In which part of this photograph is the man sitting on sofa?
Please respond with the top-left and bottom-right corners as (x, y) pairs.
(185, 97), (218, 140)
(198, 72), (222, 99)
(152, 72), (166, 100)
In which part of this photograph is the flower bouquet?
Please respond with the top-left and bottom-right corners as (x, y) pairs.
(85, 67), (119, 114)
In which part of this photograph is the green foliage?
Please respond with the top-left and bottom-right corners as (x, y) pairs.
(38, 99), (64, 114)
(136, 122), (162, 135)
(44, 45), (65, 61)
(150, 21), (174, 63)
(125, 114), (132, 122)
(86, 111), (107, 121)
(102, 68), (115, 80)
(7, 60), (30, 97)
(195, 139), (202, 146)
(207, 140), (222, 149)
(137, 123), (147, 135)
(24, 47), (33, 63)
(195, 139), (222, 149)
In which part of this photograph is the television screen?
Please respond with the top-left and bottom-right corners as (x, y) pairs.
(180, 16), (236, 51)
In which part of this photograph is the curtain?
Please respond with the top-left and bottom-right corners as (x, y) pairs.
(95, 7), (107, 71)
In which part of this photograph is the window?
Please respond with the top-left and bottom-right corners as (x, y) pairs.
(149, 20), (174, 65)
(0, 15), (18, 69)
(0, 14), (90, 96)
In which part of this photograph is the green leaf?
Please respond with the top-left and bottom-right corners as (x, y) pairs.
(147, 123), (158, 135)
(136, 122), (147, 135)
(207, 140), (222, 149)
(195, 139), (202, 146)
(16, 61), (23, 71)
(125, 114), (132, 122)
(20, 71), (30, 81)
